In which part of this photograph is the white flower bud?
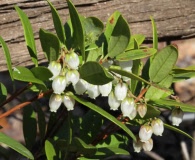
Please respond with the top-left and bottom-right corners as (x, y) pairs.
(114, 83), (128, 101)
(48, 61), (61, 80)
(139, 124), (153, 142)
(143, 138), (153, 151)
(52, 75), (66, 94)
(73, 79), (88, 95)
(137, 104), (147, 118)
(108, 91), (121, 110)
(49, 94), (62, 112)
(99, 82), (112, 97)
(133, 138), (143, 153)
(171, 108), (184, 126)
(87, 84), (100, 99)
(151, 118), (164, 136)
(129, 106), (137, 120)
(63, 95), (75, 111)
(65, 51), (79, 69)
(121, 97), (134, 118)
(66, 69), (80, 85)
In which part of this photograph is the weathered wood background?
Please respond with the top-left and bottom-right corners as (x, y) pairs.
(0, 0), (195, 71)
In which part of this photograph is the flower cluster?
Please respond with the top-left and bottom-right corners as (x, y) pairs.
(133, 118), (164, 152)
(48, 50), (80, 112)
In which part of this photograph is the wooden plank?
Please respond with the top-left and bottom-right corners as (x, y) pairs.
(0, 0), (195, 71)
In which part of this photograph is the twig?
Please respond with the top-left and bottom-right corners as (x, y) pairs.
(0, 83), (32, 108)
(0, 89), (52, 119)
(181, 141), (190, 160)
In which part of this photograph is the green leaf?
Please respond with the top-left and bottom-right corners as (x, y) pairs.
(39, 29), (60, 62)
(80, 110), (104, 143)
(0, 83), (7, 104)
(0, 132), (34, 159)
(116, 48), (157, 61)
(13, 66), (46, 87)
(31, 66), (52, 81)
(164, 123), (194, 140)
(70, 94), (136, 141)
(104, 11), (121, 42)
(47, 0), (66, 44)
(15, 6), (37, 66)
(126, 34), (145, 50)
(83, 17), (104, 44)
(109, 66), (151, 85)
(95, 147), (129, 157)
(86, 47), (102, 62)
(106, 15), (130, 58)
(145, 75), (173, 100)
(149, 45), (178, 82)
(150, 16), (158, 50)
(23, 105), (37, 150)
(0, 36), (13, 81)
(45, 139), (58, 160)
(36, 104), (46, 140)
(73, 137), (97, 157)
(152, 99), (195, 112)
(143, 105), (161, 119)
(131, 59), (141, 94)
(79, 61), (113, 85)
(67, 0), (85, 60)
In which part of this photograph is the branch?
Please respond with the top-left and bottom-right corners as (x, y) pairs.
(0, 89), (53, 119)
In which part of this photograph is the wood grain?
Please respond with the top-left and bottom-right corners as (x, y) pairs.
(0, 0), (195, 71)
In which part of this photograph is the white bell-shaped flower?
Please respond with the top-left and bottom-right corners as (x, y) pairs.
(121, 97), (134, 118)
(151, 118), (164, 136)
(133, 138), (143, 153)
(63, 95), (75, 111)
(73, 79), (88, 95)
(171, 108), (184, 126)
(48, 61), (61, 80)
(65, 51), (79, 69)
(137, 103), (147, 118)
(129, 106), (137, 120)
(65, 69), (80, 85)
(52, 75), (66, 94)
(139, 124), (153, 142)
(143, 138), (153, 151)
(99, 82), (112, 97)
(108, 91), (121, 110)
(114, 82), (128, 101)
(87, 84), (100, 99)
(49, 94), (62, 112)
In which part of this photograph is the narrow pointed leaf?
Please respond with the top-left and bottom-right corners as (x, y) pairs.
(0, 83), (7, 104)
(67, 0), (85, 60)
(0, 132), (34, 159)
(116, 48), (157, 61)
(0, 36), (13, 81)
(39, 29), (60, 62)
(15, 6), (37, 66)
(150, 16), (158, 50)
(70, 94), (136, 141)
(149, 45), (178, 82)
(23, 105), (37, 150)
(79, 61), (113, 85)
(164, 123), (194, 140)
(47, 0), (66, 44)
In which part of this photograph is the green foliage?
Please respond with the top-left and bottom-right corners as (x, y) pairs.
(1, 1), (195, 159)
(15, 6), (38, 66)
